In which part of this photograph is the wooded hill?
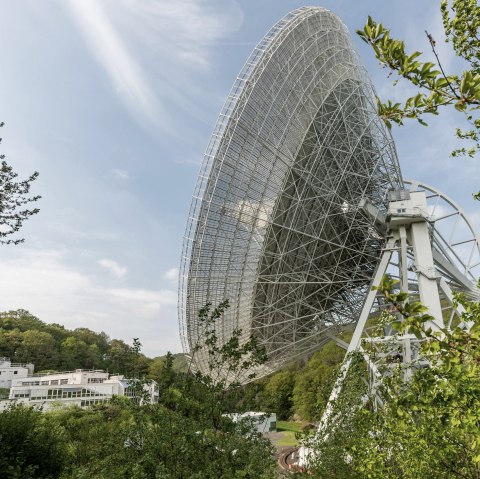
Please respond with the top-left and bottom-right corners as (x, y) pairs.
(0, 309), (344, 421)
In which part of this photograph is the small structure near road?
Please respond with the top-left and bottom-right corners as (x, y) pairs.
(224, 411), (277, 433)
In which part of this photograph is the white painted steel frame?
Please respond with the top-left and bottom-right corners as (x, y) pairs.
(179, 7), (403, 380)
(317, 184), (480, 435)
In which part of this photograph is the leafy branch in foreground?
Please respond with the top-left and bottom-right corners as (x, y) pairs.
(357, 0), (480, 166)
(301, 276), (480, 478)
(352, 275), (480, 478)
(0, 122), (40, 244)
(192, 300), (268, 388)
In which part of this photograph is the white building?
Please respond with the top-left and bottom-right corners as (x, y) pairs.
(1, 369), (158, 411)
(0, 358), (34, 389)
(225, 411), (277, 433)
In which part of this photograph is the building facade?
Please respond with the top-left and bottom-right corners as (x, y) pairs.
(0, 358), (34, 390)
(1, 369), (158, 411)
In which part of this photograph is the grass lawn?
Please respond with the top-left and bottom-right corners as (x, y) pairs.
(275, 430), (299, 447)
(277, 420), (305, 433)
(274, 421), (310, 447)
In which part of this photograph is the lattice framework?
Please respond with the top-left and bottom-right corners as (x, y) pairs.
(179, 7), (403, 381)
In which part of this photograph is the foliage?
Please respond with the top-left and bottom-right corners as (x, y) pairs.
(292, 342), (344, 421)
(303, 277), (480, 478)
(221, 340), (346, 422)
(191, 300), (268, 387)
(262, 369), (296, 420)
(357, 0), (480, 171)
(0, 403), (67, 479)
(0, 123), (40, 244)
(148, 352), (187, 381)
(298, 352), (371, 479)
(0, 309), (152, 374)
(0, 310), (346, 424)
(0, 301), (277, 479)
(350, 276), (480, 478)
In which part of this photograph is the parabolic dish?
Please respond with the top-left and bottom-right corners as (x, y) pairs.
(179, 6), (403, 380)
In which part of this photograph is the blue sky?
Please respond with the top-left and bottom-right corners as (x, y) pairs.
(0, 1), (478, 357)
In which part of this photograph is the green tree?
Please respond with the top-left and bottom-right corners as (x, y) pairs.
(263, 369), (295, 420)
(304, 278), (480, 478)
(0, 404), (67, 479)
(349, 278), (480, 478)
(106, 339), (135, 374)
(14, 330), (58, 371)
(0, 310), (46, 332)
(47, 301), (276, 479)
(60, 336), (89, 370)
(0, 328), (23, 359)
(292, 341), (344, 421)
(357, 0), (480, 194)
(148, 355), (167, 381)
(0, 123), (40, 244)
(299, 352), (370, 479)
(72, 327), (110, 353)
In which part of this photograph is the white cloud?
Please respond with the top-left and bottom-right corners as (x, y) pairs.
(66, 0), (243, 131)
(163, 267), (179, 283)
(0, 249), (180, 356)
(98, 258), (128, 279)
(111, 169), (131, 181)
(118, 0), (244, 69)
(67, 0), (171, 129)
(107, 287), (176, 312)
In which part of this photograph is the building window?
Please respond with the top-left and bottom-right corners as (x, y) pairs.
(60, 379), (68, 385)
(87, 378), (104, 384)
(81, 398), (107, 407)
(50, 380), (59, 385)
(13, 371), (18, 375)
(47, 389), (62, 398)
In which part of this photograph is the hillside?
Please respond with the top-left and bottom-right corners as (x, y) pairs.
(0, 309), (156, 376)
(0, 309), (345, 421)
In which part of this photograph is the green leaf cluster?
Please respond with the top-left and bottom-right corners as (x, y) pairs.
(357, 1), (480, 188)
(297, 276), (480, 478)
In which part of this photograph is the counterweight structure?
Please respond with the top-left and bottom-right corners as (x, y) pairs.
(179, 7), (403, 380)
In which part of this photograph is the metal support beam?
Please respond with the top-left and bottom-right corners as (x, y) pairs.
(317, 238), (395, 432)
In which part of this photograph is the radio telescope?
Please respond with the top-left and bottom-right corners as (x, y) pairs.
(178, 7), (479, 382)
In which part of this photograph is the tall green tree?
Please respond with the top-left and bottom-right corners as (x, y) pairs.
(45, 301), (276, 479)
(303, 278), (480, 479)
(60, 336), (89, 370)
(350, 279), (480, 478)
(14, 330), (58, 371)
(263, 369), (296, 420)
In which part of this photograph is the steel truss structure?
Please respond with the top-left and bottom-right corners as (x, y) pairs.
(297, 181), (480, 466)
(179, 7), (403, 380)
(316, 182), (480, 431)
